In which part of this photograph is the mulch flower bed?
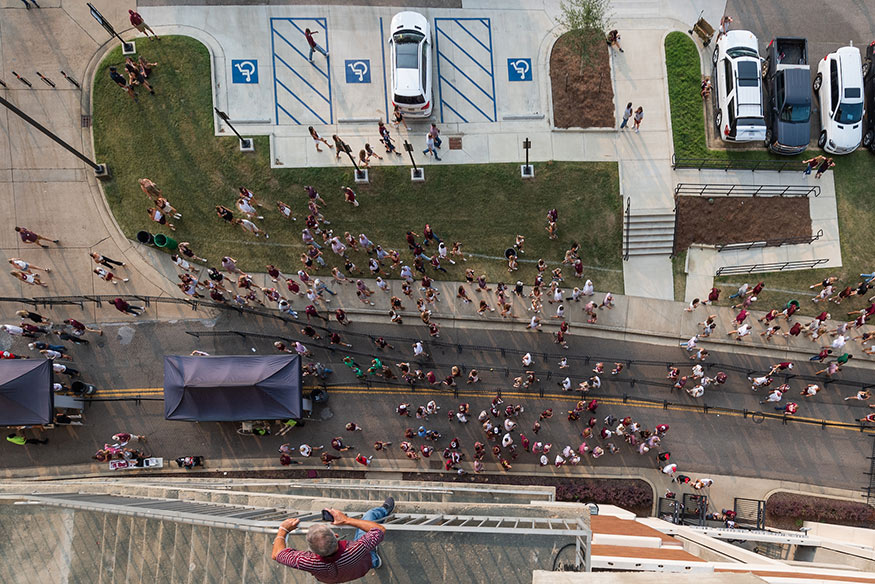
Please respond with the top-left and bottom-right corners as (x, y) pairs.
(550, 32), (616, 129)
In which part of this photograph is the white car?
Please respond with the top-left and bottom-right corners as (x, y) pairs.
(388, 11), (433, 118)
(711, 30), (767, 142)
(814, 45), (865, 154)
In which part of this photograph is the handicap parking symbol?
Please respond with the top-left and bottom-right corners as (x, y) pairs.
(231, 60), (258, 84)
(507, 58), (532, 82)
(345, 60), (371, 84)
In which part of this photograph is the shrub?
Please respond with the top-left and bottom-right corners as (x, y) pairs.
(766, 492), (875, 528)
(664, 31), (708, 159)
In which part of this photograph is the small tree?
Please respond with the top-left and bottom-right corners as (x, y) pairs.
(556, 0), (614, 75)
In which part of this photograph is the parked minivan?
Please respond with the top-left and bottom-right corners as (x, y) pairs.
(712, 30), (767, 142)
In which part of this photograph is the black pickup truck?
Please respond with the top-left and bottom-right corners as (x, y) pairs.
(762, 37), (811, 154)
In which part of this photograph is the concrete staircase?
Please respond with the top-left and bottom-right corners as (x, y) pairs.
(623, 211), (676, 257)
(0, 478), (586, 584)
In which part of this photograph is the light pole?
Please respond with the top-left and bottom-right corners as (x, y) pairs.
(404, 140), (424, 182)
(214, 108), (253, 151)
(521, 137), (534, 178)
(338, 141), (368, 183)
(0, 94), (108, 177)
(87, 3), (135, 55)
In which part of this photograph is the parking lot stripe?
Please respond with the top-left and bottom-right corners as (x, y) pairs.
(276, 103), (300, 125)
(442, 100), (468, 123)
(437, 49), (494, 100)
(276, 78), (328, 124)
(270, 16), (333, 125)
(436, 27), (491, 77)
(434, 17), (496, 123)
(272, 25), (329, 80)
(439, 74), (493, 122)
(275, 53), (330, 103)
(455, 20), (491, 54)
(379, 16), (389, 118)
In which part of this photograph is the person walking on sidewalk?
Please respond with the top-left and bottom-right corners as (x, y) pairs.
(428, 123), (442, 148)
(129, 9), (160, 40)
(273, 498), (394, 578)
(15, 226), (58, 248)
(606, 29), (623, 53)
(802, 155), (823, 176)
(815, 157), (835, 179)
(90, 252), (125, 270)
(423, 133), (441, 161)
(633, 106), (644, 133)
(619, 102), (633, 130)
(308, 126), (333, 152)
(111, 297), (144, 316)
(304, 28), (329, 63)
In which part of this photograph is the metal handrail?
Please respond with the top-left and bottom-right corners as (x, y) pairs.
(623, 196), (631, 261)
(715, 258), (829, 276)
(672, 154), (806, 173)
(674, 183), (820, 197)
(715, 229), (824, 252)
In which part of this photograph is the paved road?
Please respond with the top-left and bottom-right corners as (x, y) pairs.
(1, 310), (870, 490)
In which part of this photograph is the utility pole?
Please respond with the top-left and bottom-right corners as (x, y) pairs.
(404, 140), (424, 182)
(214, 108), (253, 151)
(0, 95), (107, 177)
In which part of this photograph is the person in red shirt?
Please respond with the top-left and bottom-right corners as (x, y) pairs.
(304, 28), (329, 62)
(273, 500), (393, 582)
(14, 226), (58, 248)
(128, 9), (159, 40)
(705, 287), (720, 304)
(111, 297), (143, 316)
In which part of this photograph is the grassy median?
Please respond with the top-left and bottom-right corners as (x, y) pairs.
(93, 36), (623, 292)
(664, 31), (875, 314)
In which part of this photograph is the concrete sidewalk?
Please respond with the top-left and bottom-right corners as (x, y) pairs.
(0, 0), (192, 326)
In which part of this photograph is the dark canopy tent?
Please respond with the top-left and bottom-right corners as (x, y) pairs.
(164, 354), (302, 422)
(0, 359), (53, 426)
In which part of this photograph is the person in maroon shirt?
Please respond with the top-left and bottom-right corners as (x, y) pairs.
(304, 28), (329, 63)
(128, 9), (159, 40)
(14, 226), (58, 248)
(111, 297), (143, 316)
(273, 498), (393, 582)
(705, 287), (720, 304)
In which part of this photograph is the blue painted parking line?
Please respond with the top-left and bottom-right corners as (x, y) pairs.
(434, 18), (496, 123)
(379, 17), (389, 117)
(270, 17), (333, 125)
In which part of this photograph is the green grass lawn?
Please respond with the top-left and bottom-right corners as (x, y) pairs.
(93, 36), (623, 292)
(664, 32), (875, 316)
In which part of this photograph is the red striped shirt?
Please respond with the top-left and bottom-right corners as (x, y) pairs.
(275, 528), (383, 583)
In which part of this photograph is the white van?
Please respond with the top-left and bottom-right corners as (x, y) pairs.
(712, 30), (767, 142)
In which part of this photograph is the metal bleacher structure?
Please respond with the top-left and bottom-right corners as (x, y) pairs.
(0, 477), (592, 583)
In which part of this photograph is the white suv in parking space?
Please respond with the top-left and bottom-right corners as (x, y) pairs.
(814, 44), (865, 154)
(388, 11), (433, 118)
(712, 30), (767, 142)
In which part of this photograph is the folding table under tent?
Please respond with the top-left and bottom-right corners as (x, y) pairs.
(163, 354), (302, 422)
(0, 359), (53, 426)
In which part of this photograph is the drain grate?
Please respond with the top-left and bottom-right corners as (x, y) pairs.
(81, 115), (92, 128)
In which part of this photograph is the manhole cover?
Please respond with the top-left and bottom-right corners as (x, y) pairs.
(448, 137), (462, 150)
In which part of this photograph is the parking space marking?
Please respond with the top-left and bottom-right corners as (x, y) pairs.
(270, 17), (333, 125)
(379, 16), (389, 117)
(434, 17), (496, 123)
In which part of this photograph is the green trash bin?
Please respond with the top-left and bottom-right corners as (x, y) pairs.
(153, 233), (178, 251)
